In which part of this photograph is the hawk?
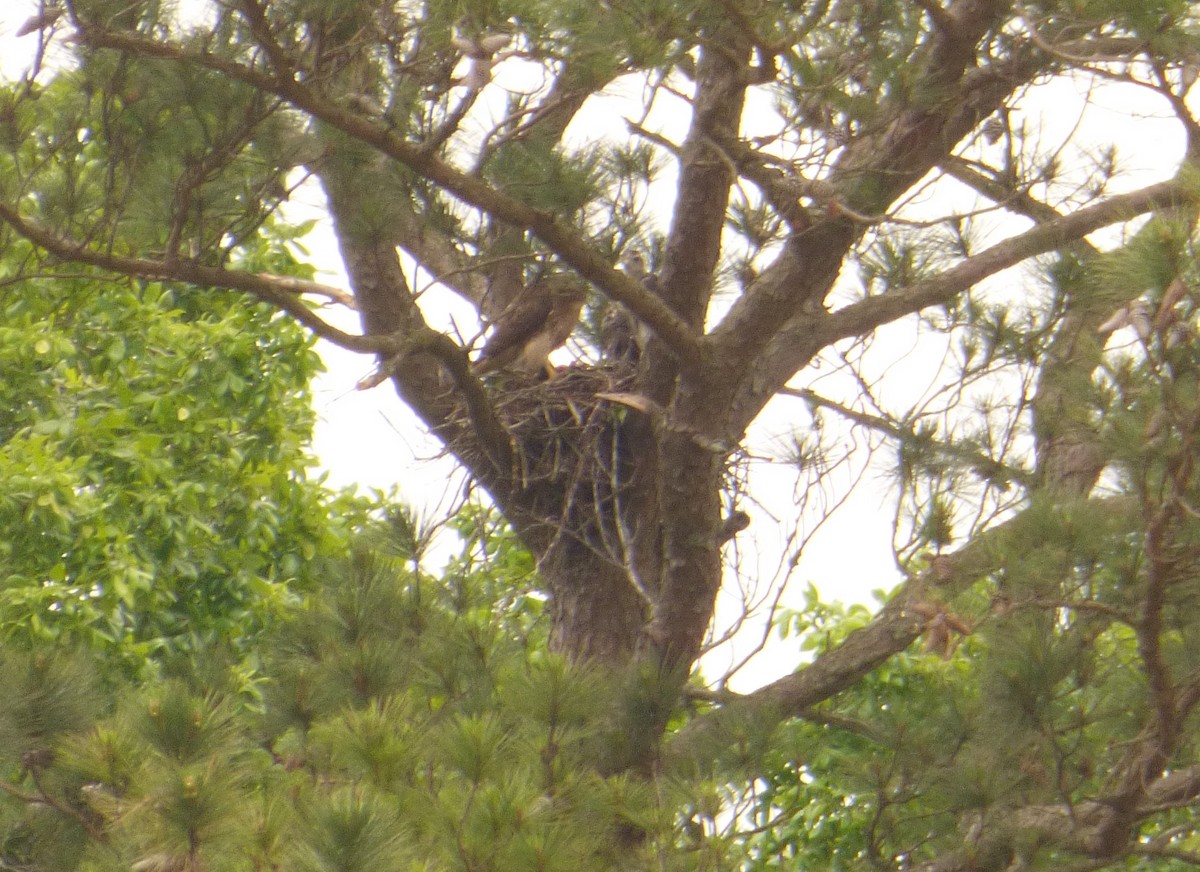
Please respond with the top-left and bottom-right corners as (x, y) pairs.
(601, 252), (657, 362)
(473, 275), (587, 377)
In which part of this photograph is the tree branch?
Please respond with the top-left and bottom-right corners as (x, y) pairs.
(640, 25), (754, 671)
(910, 0), (956, 34)
(666, 493), (1139, 769)
(712, 37), (1047, 437)
(655, 30), (752, 333)
(720, 140), (816, 233)
(666, 600), (926, 770)
(781, 386), (1028, 488)
(918, 765), (1200, 871)
(0, 773), (107, 843)
(391, 203), (489, 307)
(941, 156), (1102, 258)
(822, 177), (1191, 344)
(0, 203), (380, 353)
(71, 23), (704, 369)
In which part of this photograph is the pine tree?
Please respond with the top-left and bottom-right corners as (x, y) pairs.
(3, 0), (1200, 868)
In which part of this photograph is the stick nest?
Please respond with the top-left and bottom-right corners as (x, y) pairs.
(447, 362), (638, 497)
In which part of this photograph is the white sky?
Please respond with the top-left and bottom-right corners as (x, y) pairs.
(1, 4), (1192, 689)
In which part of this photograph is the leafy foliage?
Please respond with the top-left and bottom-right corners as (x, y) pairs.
(0, 238), (359, 673)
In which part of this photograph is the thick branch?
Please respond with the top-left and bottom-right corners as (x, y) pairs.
(721, 139), (816, 232)
(918, 766), (1200, 871)
(657, 32), (751, 331)
(713, 30), (1044, 436)
(391, 203), (488, 306)
(639, 26), (753, 671)
(315, 150), (518, 484)
(666, 600), (925, 770)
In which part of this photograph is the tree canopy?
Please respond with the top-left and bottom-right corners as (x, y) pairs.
(3, 0), (1200, 868)
(0, 225), (364, 672)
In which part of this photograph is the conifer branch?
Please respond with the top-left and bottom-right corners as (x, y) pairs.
(780, 386), (1028, 488)
(940, 156), (1104, 258)
(710, 48), (1048, 429)
(0, 775), (107, 843)
(823, 178), (1192, 344)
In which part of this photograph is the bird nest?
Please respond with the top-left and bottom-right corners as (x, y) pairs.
(446, 359), (751, 566)
(501, 363), (636, 492)
(447, 361), (638, 502)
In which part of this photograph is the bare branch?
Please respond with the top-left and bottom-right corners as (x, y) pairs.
(0, 203), (381, 354)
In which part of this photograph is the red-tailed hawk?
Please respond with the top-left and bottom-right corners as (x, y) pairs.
(473, 275), (587, 376)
